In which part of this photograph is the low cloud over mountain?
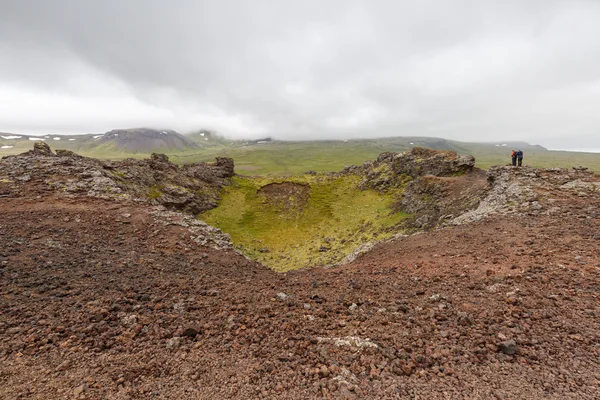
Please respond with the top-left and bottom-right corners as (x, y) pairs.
(1, 1), (600, 147)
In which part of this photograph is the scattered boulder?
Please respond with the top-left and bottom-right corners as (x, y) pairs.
(151, 153), (170, 164)
(73, 384), (86, 397)
(277, 292), (289, 301)
(55, 149), (84, 159)
(182, 327), (200, 338)
(166, 337), (181, 349)
(28, 142), (55, 157)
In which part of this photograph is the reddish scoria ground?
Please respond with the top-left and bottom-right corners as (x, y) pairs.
(1, 180), (599, 399)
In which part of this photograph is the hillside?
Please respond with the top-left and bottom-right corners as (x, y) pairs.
(1, 143), (599, 399)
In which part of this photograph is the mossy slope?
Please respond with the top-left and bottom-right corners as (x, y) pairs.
(200, 174), (407, 271)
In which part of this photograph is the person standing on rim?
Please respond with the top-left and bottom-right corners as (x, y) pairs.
(511, 149), (517, 166)
(516, 149), (524, 166)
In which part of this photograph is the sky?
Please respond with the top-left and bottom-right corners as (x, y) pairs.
(1, 0), (600, 148)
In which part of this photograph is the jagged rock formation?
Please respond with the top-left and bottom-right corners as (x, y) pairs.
(24, 141), (56, 157)
(353, 147), (476, 191)
(343, 147), (486, 229)
(399, 172), (488, 229)
(451, 166), (598, 226)
(380, 147), (475, 177)
(0, 142), (233, 214)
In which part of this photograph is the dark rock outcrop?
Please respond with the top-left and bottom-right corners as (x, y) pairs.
(399, 172), (488, 229)
(28, 142), (55, 157)
(55, 149), (85, 159)
(348, 147), (486, 229)
(357, 147), (476, 192)
(380, 147), (475, 177)
(1, 144), (235, 214)
(183, 157), (235, 183)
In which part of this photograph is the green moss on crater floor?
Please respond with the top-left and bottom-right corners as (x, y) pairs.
(200, 174), (408, 271)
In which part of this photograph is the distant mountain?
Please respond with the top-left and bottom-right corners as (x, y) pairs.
(1, 128), (203, 158)
(186, 129), (229, 146)
(242, 137), (273, 146)
(96, 128), (198, 152)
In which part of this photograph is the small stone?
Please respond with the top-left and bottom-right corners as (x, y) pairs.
(276, 292), (288, 301)
(429, 294), (441, 301)
(402, 362), (415, 376)
(348, 303), (358, 311)
(6, 327), (22, 335)
(530, 201), (542, 210)
(73, 384), (86, 397)
(56, 360), (70, 371)
(120, 314), (137, 327)
(498, 340), (518, 355)
(182, 328), (199, 338)
(166, 337), (181, 349)
(505, 297), (519, 305)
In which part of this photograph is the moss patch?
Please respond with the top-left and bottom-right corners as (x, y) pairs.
(200, 174), (408, 271)
(147, 185), (163, 200)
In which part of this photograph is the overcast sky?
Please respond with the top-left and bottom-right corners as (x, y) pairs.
(1, 0), (600, 147)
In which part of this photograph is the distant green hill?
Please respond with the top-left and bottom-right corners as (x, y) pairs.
(166, 136), (600, 175)
(2, 130), (600, 174)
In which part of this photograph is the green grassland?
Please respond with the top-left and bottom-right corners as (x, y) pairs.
(101, 139), (600, 175)
(200, 174), (407, 271)
(3, 134), (600, 174)
(182, 136), (600, 174)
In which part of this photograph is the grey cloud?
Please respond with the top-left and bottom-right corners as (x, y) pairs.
(1, 0), (600, 146)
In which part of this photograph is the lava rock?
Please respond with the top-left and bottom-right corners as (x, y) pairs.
(182, 328), (200, 338)
(498, 340), (518, 355)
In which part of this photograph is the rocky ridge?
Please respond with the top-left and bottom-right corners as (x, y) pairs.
(348, 147), (475, 192)
(1, 142), (238, 253)
(345, 147), (599, 231)
(451, 165), (598, 226)
(1, 142), (234, 214)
